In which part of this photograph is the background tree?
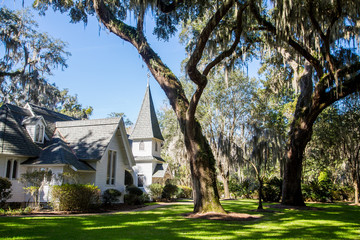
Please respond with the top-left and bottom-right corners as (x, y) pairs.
(0, 7), (93, 119)
(250, 0), (360, 206)
(306, 95), (360, 204)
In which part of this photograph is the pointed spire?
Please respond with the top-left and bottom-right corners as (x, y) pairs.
(130, 84), (164, 141)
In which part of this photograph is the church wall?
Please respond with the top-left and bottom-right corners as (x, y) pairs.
(132, 139), (153, 156)
(95, 130), (127, 202)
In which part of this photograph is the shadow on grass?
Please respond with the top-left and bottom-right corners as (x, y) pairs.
(0, 200), (359, 239)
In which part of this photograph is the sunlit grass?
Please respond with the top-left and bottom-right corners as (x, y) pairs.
(0, 200), (359, 239)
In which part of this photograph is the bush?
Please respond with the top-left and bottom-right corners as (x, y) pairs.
(149, 183), (164, 201)
(0, 177), (12, 208)
(162, 182), (178, 200)
(126, 185), (144, 196)
(102, 189), (122, 205)
(302, 171), (335, 203)
(262, 177), (282, 202)
(51, 184), (101, 211)
(177, 185), (192, 199)
(124, 185), (146, 205)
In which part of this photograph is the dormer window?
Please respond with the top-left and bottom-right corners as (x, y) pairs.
(34, 123), (44, 143)
(22, 116), (46, 144)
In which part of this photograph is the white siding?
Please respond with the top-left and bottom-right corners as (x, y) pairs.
(132, 140), (153, 156)
(134, 162), (153, 190)
(95, 129), (129, 202)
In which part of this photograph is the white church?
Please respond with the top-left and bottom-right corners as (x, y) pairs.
(0, 84), (170, 203)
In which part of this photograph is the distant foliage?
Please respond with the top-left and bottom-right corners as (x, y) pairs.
(102, 189), (122, 205)
(0, 177), (12, 208)
(177, 185), (192, 199)
(149, 183), (164, 201)
(262, 177), (282, 202)
(229, 178), (256, 199)
(51, 184), (101, 211)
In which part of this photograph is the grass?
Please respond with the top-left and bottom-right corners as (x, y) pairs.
(0, 200), (359, 239)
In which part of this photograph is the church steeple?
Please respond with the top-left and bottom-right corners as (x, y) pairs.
(130, 84), (164, 141)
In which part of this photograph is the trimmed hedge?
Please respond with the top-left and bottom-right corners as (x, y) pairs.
(51, 184), (101, 211)
(103, 189), (122, 205)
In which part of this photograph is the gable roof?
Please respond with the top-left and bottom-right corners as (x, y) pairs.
(152, 163), (169, 178)
(56, 118), (122, 160)
(130, 85), (164, 141)
(22, 131), (94, 171)
(25, 103), (77, 137)
(0, 104), (40, 157)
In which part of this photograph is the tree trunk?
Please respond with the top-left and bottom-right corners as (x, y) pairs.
(223, 174), (230, 199)
(354, 180), (359, 205)
(257, 177), (263, 210)
(282, 62), (314, 206)
(185, 120), (225, 213)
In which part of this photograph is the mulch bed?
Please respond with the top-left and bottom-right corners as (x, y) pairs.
(183, 212), (262, 221)
(3, 204), (146, 217)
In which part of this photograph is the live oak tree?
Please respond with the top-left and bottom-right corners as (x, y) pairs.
(0, 7), (70, 106)
(32, 0), (257, 213)
(250, 0), (360, 206)
(0, 7), (93, 118)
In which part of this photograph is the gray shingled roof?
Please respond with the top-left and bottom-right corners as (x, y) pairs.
(56, 118), (121, 160)
(152, 163), (169, 178)
(130, 85), (164, 141)
(27, 104), (77, 138)
(134, 156), (165, 162)
(0, 104), (40, 157)
(22, 132), (94, 171)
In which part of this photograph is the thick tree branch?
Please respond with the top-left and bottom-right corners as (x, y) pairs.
(250, 1), (324, 77)
(203, 2), (248, 76)
(92, 0), (189, 125)
(186, 0), (235, 121)
(319, 73), (360, 111)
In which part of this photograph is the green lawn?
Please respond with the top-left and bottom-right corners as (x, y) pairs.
(0, 200), (359, 239)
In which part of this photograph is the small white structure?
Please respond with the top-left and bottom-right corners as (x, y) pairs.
(130, 84), (170, 192)
(0, 84), (169, 204)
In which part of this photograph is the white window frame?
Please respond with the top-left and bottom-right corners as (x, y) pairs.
(5, 159), (18, 180)
(139, 141), (145, 151)
(34, 123), (45, 143)
(106, 150), (117, 185)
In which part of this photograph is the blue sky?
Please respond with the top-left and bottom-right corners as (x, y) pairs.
(4, 1), (185, 123)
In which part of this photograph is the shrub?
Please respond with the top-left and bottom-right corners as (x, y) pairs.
(102, 189), (122, 205)
(149, 183), (164, 201)
(51, 184), (101, 211)
(0, 177), (12, 208)
(262, 177), (282, 202)
(124, 185), (146, 205)
(162, 182), (178, 200)
(177, 185), (192, 199)
(126, 185), (144, 196)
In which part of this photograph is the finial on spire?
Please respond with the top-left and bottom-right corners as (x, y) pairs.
(147, 72), (150, 87)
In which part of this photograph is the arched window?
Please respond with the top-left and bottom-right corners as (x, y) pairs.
(34, 124), (40, 142)
(39, 125), (44, 143)
(12, 160), (18, 179)
(5, 160), (11, 179)
(155, 141), (158, 152)
(5, 159), (18, 179)
(139, 141), (144, 151)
